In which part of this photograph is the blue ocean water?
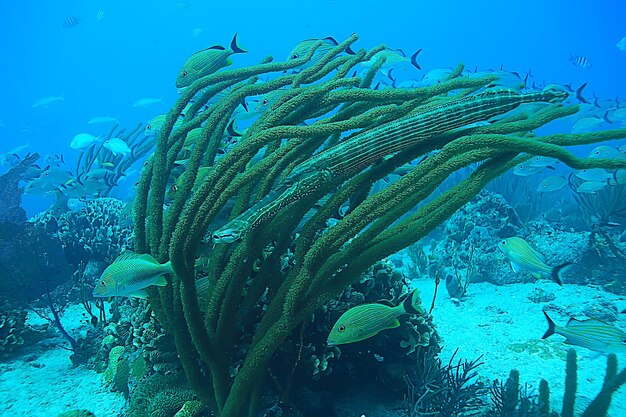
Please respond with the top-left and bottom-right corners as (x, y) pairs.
(1, 1), (626, 416)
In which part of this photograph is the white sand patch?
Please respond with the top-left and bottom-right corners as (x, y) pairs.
(414, 278), (626, 415)
(0, 303), (125, 417)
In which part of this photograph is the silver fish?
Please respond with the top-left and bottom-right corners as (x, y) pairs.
(542, 311), (626, 354)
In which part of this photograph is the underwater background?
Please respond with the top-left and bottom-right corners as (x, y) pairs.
(1, 0), (626, 416)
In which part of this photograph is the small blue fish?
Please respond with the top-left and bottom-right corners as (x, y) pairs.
(62, 16), (80, 29)
(568, 54), (592, 69)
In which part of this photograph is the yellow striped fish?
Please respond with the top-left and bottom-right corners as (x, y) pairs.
(498, 237), (570, 285)
(176, 33), (246, 88)
(92, 251), (172, 299)
(145, 114), (183, 137)
(542, 311), (626, 354)
(327, 289), (424, 346)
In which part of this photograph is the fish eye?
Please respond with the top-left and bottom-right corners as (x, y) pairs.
(172, 185), (178, 191)
(100, 280), (106, 286)
(292, 53), (298, 59)
(146, 124), (152, 130)
(338, 325), (346, 332)
(500, 240), (506, 245)
(262, 99), (268, 105)
(182, 71), (188, 77)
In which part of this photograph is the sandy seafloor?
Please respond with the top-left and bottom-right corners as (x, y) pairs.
(416, 278), (626, 417)
(1, 280), (626, 417)
(0, 304), (126, 417)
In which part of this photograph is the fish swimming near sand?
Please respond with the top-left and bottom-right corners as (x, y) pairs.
(176, 33), (246, 88)
(327, 288), (424, 346)
(542, 311), (626, 354)
(93, 251), (172, 298)
(498, 237), (570, 285)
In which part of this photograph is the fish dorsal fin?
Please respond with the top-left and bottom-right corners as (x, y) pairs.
(206, 45), (226, 51)
(565, 317), (607, 329)
(114, 251), (159, 264)
(114, 250), (141, 262)
(565, 317), (583, 326)
(137, 254), (161, 265)
(376, 299), (395, 307)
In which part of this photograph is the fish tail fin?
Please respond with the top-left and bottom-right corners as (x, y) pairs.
(401, 288), (424, 315)
(227, 119), (242, 137)
(551, 261), (572, 286)
(154, 275), (168, 286)
(230, 33), (247, 54)
(603, 110), (613, 124)
(576, 83), (589, 104)
(410, 49), (422, 70)
(542, 310), (556, 339)
(387, 68), (396, 87)
(163, 260), (174, 275)
(240, 97), (248, 112)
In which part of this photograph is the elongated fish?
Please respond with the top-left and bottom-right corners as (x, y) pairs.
(327, 289), (424, 346)
(542, 311), (626, 354)
(93, 251), (172, 298)
(498, 237), (570, 285)
(176, 33), (246, 88)
(32, 95), (65, 108)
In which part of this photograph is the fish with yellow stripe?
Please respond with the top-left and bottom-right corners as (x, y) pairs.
(176, 33), (246, 88)
(498, 237), (571, 285)
(542, 311), (626, 354)
(93, 251), (172, 299)
(327, 288), (424, 346)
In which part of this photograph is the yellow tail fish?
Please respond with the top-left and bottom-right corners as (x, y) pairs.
(498, 237), (571, 285)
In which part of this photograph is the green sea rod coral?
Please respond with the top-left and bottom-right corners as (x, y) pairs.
(132, 33), (626, 417)
(489, 348), (626, 417)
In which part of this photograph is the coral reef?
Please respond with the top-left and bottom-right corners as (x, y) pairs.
(431, 190), (524, 285)
(0, 152), (39, 223)
(404, 346), (485, 417)
(0, 222), (72, 307)
(31, 197), (133, 266)
(127, 373), (201, 417)
(0, 306), (41, 357)
(130, 33), (626, 417)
